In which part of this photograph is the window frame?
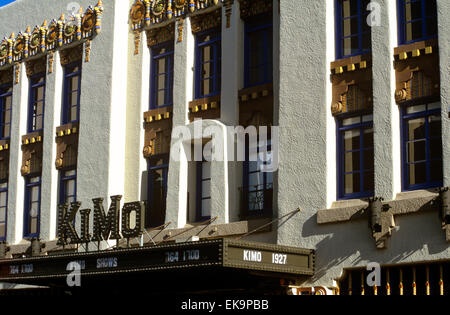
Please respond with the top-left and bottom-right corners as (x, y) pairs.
(196, 159), (212, 222)
(150, 41), (174, 109)
(400, 99), (443, 191)
(397, 0), (438, 45)
(242, 137), (274, 217)
(0, 181), (8, 242)
(337, 113), (375, 200)
(194, 27), (222, 99)
(0, 83), (12, 140)
(147, 155), (169, 228)
(59, 169), (77, 206)
(244, 13), (273, 88)
(62, 61), (82, 125)
(27, 72), (46, 133)
(23, 175), (41, 238)
(335, 0), (372, 59)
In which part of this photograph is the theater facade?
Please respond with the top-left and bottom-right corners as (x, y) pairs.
(0, 0), (449, 296)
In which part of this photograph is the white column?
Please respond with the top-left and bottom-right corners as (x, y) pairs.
(166, 17), (194, 228)
(372, 0), (401, 200)
(7, 62), (28, 244)
(221, 1), (243, 222)
(437, 0), (450, 187)
(39, 53), (62, 241)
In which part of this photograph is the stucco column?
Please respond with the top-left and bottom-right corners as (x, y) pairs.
(372, 0), (401, 200)
(166, 17), (194, 228)
(39, 53), (61, 241)
(437, 0), (450, 187)
(277, 0), (330, 246)
(7, 62), (28, 244)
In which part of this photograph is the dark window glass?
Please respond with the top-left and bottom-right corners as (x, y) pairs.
(338, 115), (374, 199)
(337, 0), (372, 58)
(400, 0), (438, 44)
(0, 182), (7, 241)
(243, 138), (274, 216)
(151, 42), (174, 109)
(402, 102), (442, 190)
(245, 14), (273, 88)
(197, 153), (212, 221)
(195, 28), (221, 99)
(28, 73), (45, 132)
(62, 62), (81, 124)
(0, 84), (12, 139)
(147, 156), (169, 228)
(60, 169), (76, 205)
(24, 176), (41, 238)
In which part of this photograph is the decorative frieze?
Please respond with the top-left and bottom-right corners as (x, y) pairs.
(239, 83), (273, 127)
(59, 44), (83, 66)
(130, 0), (222, 31)
(0, 140), (10, 182)
(0, 68), (12, 85)
(55, 122), (79, 170)
(21, 132), (43, 177)
(188, 95), (220, 122)
(0, 0), (103, 70)
(25, 57), (46, 78)
(330, 53), (373, 116)
(146, 23), (175, 47)
(143, 107), (173, 158)
(394, 39), (440, 103)
(238, 0), (272, 20)
(191, 9), (221, 33)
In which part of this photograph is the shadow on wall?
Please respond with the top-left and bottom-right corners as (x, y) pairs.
(301, 211), (449, 283)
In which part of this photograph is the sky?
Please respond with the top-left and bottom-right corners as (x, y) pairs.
(0, 0), (15, 7)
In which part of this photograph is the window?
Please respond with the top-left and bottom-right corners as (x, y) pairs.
(338, 114), (374, 199)
(28, 73), (45, 132)
(147, 156), (169, 228)
(336, 0), (372, 59)
(243, 138), (274, 216)
(59, 169), (76, 205)
(398, 0), (438, 44)
(196, 158), (211, 221)
(402, 102), (442, 190)
(24, 176), (41, 238)
(150, 41), (174, 109)
(195, 28), (221, 99)
(62, 62), (82, 124)
(0, 182), (7, 241)
(244, 14), (273, 88)
(0, 83), (12, 140)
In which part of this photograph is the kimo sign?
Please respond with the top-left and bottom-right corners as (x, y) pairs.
(57, 195), (145, 246)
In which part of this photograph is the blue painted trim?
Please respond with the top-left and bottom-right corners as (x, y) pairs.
(23, 176), (41, 239)
(59, 169), (77, 206)
(397, 0), (438, 45)
(400, 102), (443, 191)
(0, 83), (12, 140)
(244, 13), (273, 88)
(335, 0), (372, 60)
(194, 27), (221, 99)
(337, 114), (375, 200)
(27, 72), (46, 133)
(62, 61), (82, 125)
(150, 41), (174, 109)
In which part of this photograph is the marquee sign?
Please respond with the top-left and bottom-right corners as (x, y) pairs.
(0, 239), (314, 284)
